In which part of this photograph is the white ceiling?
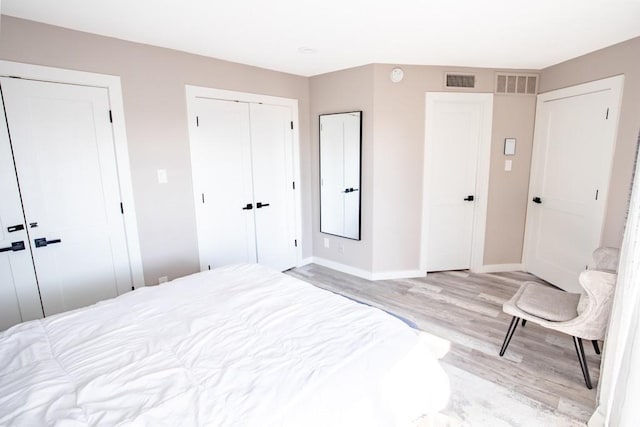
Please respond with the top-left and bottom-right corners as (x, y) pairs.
(3, 0), (640, 77)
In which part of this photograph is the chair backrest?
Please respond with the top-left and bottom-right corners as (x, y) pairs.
(576, 269), (617, 340)
(590, 247), (621, 273)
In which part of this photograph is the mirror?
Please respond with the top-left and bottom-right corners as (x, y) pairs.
(320, 111), (362, 240)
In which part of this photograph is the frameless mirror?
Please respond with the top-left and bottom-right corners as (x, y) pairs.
(320, 111), (362, 240)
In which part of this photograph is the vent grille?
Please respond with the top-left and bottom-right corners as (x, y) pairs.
(445, 73), (475, 88)
(495, 73), (538, 95)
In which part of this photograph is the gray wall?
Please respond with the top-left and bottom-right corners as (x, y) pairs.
(0, 16), (312, 285)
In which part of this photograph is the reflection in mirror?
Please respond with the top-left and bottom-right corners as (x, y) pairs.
(320, 111), (362, 240)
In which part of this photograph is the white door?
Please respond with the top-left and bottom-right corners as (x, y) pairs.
(0, 97), (43, 331)
(423, 93), (493, 272)
(1, 77), (132, 316)
(249, 103), (297, 271)
(524, 77), (623, 292)
(191, 99), (296, 271)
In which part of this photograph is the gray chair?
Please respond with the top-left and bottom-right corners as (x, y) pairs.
(499, 247), (620, 389)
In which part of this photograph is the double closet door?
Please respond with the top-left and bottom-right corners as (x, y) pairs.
(191, 97), (297, 272)
(0, 77), (133, 331)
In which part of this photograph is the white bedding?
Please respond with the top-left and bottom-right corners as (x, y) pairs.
(0, 264), (449, 426)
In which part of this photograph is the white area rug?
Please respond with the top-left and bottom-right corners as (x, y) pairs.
(417, 363), (586, 427)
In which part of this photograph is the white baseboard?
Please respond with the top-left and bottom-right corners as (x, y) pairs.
(370, 269), (426, 280)
(309, 257), (374, 280)
(474, 263), (524, 273)
(303, 257), (426, 281)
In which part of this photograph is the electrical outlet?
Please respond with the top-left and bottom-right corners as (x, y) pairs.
(324, 238), (330, 248)
(157, 169), (168, 184)
(158, 276), (168, 284)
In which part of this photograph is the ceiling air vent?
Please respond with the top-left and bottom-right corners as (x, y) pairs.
(495, 73), (538, 95)
(445, 73), (475, 89)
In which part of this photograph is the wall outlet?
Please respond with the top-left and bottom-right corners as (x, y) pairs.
(324, 237), (330, 248)
(504, 159), (512, 172)
(158, 276), (168, 284)
(157, 169), (168, 184)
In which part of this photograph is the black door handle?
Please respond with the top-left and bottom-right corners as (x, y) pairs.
(242, 203), (253, 210)
(0, 241), (26, 253)
(464, 195), (474, 201)
(532, 197), (542, 204)
(256, 202), (270, 208)
(343, 188), (359, 193)
(7, 224), (25, 233)
(34, 238), (62, 248)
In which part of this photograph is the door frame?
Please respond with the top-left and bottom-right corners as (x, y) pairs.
(420, 92), (494, 273)
(0, 60), (145, 289)
(522, 75), (624, 276)
(185, 85), (303, 267)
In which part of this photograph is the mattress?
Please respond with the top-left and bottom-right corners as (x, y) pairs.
(0, 264), (449, 426)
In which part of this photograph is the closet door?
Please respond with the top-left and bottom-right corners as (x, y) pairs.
(0, 96), (43, 331)
(249, 103), (297, 271)
(1, 77), (132, 316)
(192, 98), (257, 269)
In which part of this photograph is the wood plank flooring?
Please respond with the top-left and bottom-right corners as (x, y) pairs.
(286, 264), (599, 424)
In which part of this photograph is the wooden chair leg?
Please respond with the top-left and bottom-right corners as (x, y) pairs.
(573, 336), (593, 389)
(499, 316), (520, 356)
(592, 340), (601, 355)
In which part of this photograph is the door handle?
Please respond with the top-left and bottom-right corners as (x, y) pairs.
(256, 202), (270, 209)
(7, 224), (25, 233)
(464, 195), (474, 201)
(343, 188), (359, 193)
(532, 197), (542, 204)
(0, 241), (26, 253)
(242, 203), (253, 210)
(34, 238), (62, 248)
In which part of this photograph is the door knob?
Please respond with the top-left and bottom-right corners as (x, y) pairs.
(532, 197), (542, 204)
(242, 203), (253, 210)
(7, 224), (24, 233)
(34, 238), (62, 248)
(256, 202), (270, 209)
(463, 195), (474, 201)
(0, 241), (26, 253)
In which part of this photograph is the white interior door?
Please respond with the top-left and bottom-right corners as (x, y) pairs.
(524, 77), (623, 292)
(0, 97), (43, 331)
(191, 98), (257, 269)
(423, 93), (493, 272)
(1, 77), (132, 316)
(249, 103), (297, 271)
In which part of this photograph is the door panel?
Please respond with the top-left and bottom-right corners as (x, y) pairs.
(525, 86), (618, 291)
(192, 98), (257, 269)
(249, 103), (296, 271)
(425, 98), (482, 271)
(0, 95), (43, 331)
(1, 77), (131, 316)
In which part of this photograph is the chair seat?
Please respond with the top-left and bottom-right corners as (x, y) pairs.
(515, 282), (581, 321)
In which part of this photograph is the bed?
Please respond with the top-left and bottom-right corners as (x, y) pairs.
(0, 264), (449, 426)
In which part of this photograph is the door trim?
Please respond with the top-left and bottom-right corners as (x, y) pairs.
(420, 92), (494, 272)
(522, 75), (624, 275)
(185, 85), (303, 266)
(0, 60), (145, 289)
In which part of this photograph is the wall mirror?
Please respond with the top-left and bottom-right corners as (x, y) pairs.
(320, 111), (362, 240)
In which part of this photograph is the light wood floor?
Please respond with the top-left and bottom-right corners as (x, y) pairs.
(286, 264), (599, 423)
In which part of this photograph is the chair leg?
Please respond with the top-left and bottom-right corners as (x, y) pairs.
(592, 340), (601, 355)
(573, 337), (593, 389)
(521, 319), (527, 327)
(499, 316), (520, 357)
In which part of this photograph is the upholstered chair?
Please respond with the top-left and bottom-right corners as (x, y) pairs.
(499, 247), (620, 389)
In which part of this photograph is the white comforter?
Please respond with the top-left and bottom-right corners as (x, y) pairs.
(0, 264), (449, 426)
